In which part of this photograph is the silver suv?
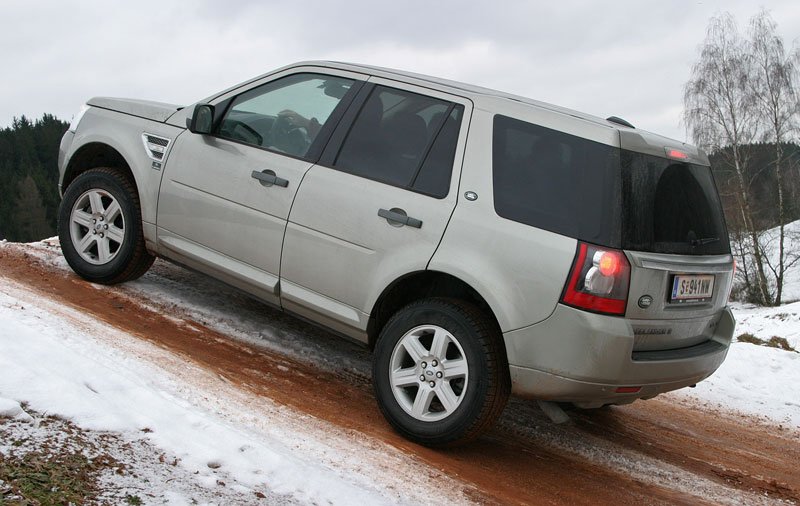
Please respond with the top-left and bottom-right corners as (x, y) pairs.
(57, 61), (735, 446)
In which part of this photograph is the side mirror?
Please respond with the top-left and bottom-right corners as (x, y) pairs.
(187, 104), (214, 134)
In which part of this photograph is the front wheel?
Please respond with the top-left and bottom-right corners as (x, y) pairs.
(58, 168), (154, 284)
(372, 298), (510, 446)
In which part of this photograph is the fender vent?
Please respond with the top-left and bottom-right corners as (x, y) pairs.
(141, 133), (172, 163)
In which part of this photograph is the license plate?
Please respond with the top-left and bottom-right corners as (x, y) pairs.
(671, 274), (714, 302)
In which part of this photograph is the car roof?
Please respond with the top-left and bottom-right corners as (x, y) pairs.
(293, 60), (619, 130)
(196, 60), (706, 163)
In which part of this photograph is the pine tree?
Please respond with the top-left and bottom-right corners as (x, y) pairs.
(13, 174), (53, 242)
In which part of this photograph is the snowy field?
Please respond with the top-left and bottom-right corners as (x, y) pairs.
(2, 237), (800, 502)
(0, 272), (470, 504)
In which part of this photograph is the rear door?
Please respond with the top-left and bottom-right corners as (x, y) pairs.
(620, 149), (735, 351)
(157, 69), (365, 303)
(280, 79), (471, 338)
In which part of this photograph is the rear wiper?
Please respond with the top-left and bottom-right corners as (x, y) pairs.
(689, 237), (719, 246)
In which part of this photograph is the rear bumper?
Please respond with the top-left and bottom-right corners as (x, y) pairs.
(504, 304), (735, 407)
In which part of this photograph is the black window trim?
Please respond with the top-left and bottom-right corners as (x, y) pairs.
(317, 83), (463, 200)
(409, 102), (456, 189)
(209, 73), (366, 164)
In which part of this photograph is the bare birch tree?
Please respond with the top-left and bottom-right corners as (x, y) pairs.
(747, 9), (800, 304)
(684, 13), (773, 305)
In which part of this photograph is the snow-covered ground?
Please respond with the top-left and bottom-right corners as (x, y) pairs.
(0, 274), (470, 505)
(733, 218), (800, 303)
(669, 339), (800, 429)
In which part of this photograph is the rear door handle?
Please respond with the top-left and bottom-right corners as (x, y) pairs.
(251, 169), (289, 188)
(378, 208), (422, 228)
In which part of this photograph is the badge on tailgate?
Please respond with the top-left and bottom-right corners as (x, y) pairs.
(670, 274), (714, 303)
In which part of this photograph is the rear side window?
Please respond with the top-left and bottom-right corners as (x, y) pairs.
(492, 115), (621, 247)
(334, 86), (463, 198)
(621, 151), (730, 255)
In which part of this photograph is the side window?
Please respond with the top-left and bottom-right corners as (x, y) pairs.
(219, 73), (354, 158)
(492, 115), (620, 246)
(334, 86), (463, 197)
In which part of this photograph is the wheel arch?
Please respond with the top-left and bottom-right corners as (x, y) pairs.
(367, 270), (504, 351)
(63, 142), (139, 198)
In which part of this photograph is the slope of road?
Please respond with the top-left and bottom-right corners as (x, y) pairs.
(1, 240), (798, 505)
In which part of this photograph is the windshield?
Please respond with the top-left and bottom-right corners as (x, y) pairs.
(621, 150), (730, 255)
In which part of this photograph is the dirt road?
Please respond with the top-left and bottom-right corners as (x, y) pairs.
(1, 243), (797, 505)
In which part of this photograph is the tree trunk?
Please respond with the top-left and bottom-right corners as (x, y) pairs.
(775, 141), (785, 305)
(732, 147), (773, 305)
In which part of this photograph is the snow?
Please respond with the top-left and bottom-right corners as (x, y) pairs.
(733, 218), (800, 303)
(0, 276), (470, 505)
(0, 398), (32, 422)
(669, 342), (800, 429)
(729, 300), (800, 350)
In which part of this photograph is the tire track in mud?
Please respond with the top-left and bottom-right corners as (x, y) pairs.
(2, 245), (797, 505)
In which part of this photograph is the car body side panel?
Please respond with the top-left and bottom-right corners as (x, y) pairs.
(428, 108), (578, 334)
(282, 169), (458, 340)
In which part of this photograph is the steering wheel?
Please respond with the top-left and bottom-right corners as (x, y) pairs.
(221, 119), (263, 146)
(268, 114), (312, 156)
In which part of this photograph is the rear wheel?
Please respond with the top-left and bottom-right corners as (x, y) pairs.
(58, 168), (154, 284)
(372, 298), (510, 446)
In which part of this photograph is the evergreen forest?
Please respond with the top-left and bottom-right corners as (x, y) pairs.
(0, 115), (69, 242)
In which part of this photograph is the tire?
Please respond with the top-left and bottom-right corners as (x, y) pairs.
(58, 168), (154, 284)
(372, 298), (510, 446)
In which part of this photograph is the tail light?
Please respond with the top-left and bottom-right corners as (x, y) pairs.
(561, 242), (630, 316)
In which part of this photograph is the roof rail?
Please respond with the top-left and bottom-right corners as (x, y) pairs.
(606, 116), (635, 128)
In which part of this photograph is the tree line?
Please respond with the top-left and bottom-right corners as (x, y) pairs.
(0, 114), (68, 242)
(685, 9), (800, 306)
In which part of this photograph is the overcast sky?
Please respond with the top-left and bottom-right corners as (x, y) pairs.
(2, 1), (799, 142)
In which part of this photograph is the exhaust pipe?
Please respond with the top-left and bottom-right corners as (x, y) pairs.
(537, 400), (571, 424)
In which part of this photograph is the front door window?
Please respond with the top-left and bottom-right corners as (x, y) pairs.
(219, 74), (354, 158)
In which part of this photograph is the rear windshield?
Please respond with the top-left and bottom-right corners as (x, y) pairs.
(492, 115), (730, 255)
(621, 151), (730, 255)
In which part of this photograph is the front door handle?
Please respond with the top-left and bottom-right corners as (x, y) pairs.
(378, 208), (422, 228)
(251, 169), (289, 188)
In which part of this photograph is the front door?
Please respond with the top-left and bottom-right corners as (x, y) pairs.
(157, 72), (361, 303)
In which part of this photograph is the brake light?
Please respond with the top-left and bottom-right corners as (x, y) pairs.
(561, 242), (631, 316)
(665, 147), (690, 160)
(597, 251), (622, 276)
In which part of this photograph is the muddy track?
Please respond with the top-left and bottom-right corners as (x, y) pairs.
(1, 245), (797, 505)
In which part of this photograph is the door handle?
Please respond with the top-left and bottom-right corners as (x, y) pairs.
(251, 170), (289, 188)
(378, 208), (422, 228)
